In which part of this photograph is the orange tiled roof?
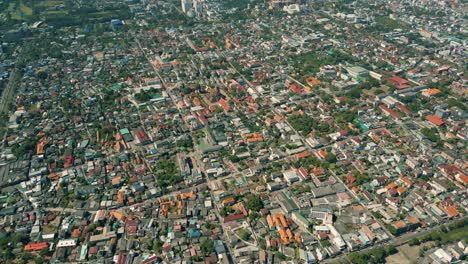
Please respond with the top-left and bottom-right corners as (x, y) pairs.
(385, 182), (397, 190)
(426, 115), (444, 126)
(440, 205), (459, 218)
(396, 186), (406, 195)
(306, 77), (321, 86)
(117, 192), (124, 204)
(245, 133), (264, 143)
(393, 220), (406, 229)
(296, 151), (311, 159)
(24, 242), (49, 251)
(400, 177), (412, 187)
(423, 88), (441, 96)
(456, 174), (468, 185)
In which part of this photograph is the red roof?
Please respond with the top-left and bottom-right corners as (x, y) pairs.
(388, 76), (408, 86)
(117, 252), (127, 264)
(219, 99), (230, 112)
(296, 151), (311, 159)
(395, 103), (412, 115)
(142, 255), (160, 264)
(298, 167), (309, 179)
(426, 115), (444, 126)
(24, 242), (48, 251)
(197, 115), (208, 124)
(379, 105), (400, 118)
(223, 213), (245, 222)
(88, 246), (99, 254)
(135, 130), (150, 143)
(456, 174), (468, 185)
(346, 174), (357, 184)
(289, 84), (303, 93)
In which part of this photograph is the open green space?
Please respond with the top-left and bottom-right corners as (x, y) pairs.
(3, 1), (33, 21)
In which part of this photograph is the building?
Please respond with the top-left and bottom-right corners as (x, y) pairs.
(182, 0), (203, 16)
(388, 76), (409, 90)
(346, 66), (369, 79)
(193, 0), (203, 16)
(283, 170), (300, 184)
(24, 242), (49, 251)
(181, 0), (193, 13)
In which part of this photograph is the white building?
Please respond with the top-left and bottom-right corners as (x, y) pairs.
(181, 0), (193, 13)
(283, 170), (300, 184)
(182, 0), (203, 17)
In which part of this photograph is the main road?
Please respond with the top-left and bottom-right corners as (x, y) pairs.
(327, 219), (462, 263)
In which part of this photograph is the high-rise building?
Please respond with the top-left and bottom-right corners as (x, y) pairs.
(193, 0), (203, 16)
(181, 0), (203, 17)
(181, 0), (193, 13)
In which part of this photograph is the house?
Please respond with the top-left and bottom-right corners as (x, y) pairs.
(426, 115), (445, 126)
(422, 88), (441, 97)
(388, 76), (409, 90)
(135, 130), (151, 145)
(298, 167), (310, 181)
(392, 220), (406, 233)
(379, 105), (400, 119)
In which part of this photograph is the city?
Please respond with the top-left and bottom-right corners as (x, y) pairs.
(0, 0), (466, 263)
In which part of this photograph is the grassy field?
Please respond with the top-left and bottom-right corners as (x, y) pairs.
(37, 0), (64, 8)
(3, 0), (65, 21)
(375, 16), (406, 29)
(20, 3), (33, 16)
(4, 1), (33, 21)
(42, 10), (68, 16)
(7, 2), (15, 11)
(441, 226), (468, 243)
(363, 85), (390, 97)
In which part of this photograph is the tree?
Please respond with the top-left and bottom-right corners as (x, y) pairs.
(220, 206), (231, 217)
(244, 194), (263, 212)
(20, 252), (34, 264)
(385, 224), (399, 236)
(182, 86), (191, 95)
(37, 71), (48, 79)
(2, 249), (14, 260)
(152, 240), (162, 253)
(12, 137), (37, 157)
(408, 238), (420, 246)
(237, 229), (250, 240)
(39, 247), (49, 257)
(200, 239), (214, 256)
(275, 252), (287, 261)
(176, 137), (193, 149)
(384, 244), (397, 255)
(421, 128), (439, 143)
(374, 88), (384, 95)
(369, 248), (385, 262)
(347, 87), (361, 99)
(325, 153), (337, 163)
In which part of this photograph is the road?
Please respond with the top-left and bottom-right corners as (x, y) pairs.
(203, 159), (236, 263)
(135, 37), (192, 130)
(0, 57), (21, 114)
(42, 207), (86, 214)
(327, 220), (461, 263)
(0, 69), (20, 147)
(119, 36), (239, 262)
